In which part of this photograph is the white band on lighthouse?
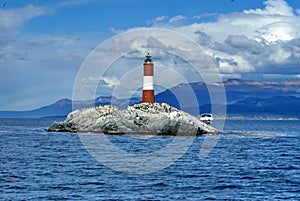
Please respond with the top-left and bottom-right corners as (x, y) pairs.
(143, 76), (154, 90)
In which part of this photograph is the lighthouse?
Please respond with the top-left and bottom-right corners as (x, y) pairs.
(142, 53), (154, 103)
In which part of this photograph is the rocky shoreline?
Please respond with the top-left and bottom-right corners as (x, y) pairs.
(47, 103), (220, 135)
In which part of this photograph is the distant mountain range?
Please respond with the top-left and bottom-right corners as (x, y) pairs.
(157, 78), (300, 106)
(157, 79), (300, 118)
(1, 79), (300, 119)
(0, 97), (139, 118)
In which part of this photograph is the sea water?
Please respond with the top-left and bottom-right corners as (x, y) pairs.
(0, 118), (299, 200)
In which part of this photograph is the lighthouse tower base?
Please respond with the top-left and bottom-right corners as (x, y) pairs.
(142, 90), (154, 103)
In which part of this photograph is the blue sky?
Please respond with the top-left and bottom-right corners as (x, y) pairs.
(1, 0), (300, 110)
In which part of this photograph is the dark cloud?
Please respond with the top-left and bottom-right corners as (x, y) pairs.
(168, 0), (300, 79)
(194, 31), (211, 46)
(225, 35), (263, 55)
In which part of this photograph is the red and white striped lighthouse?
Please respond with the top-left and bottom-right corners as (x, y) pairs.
(142, 53), (154, 103)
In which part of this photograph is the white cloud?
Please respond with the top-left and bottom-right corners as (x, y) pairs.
(0, 5), (46, 43)
(2, 0), (300, 110)
(175, 1), (299, 44)
(244, 0), (294, 16)
(123, 0), (300, 83)
(169, 15), (187, 24)
(155, 16), (168, 22)
(161, 0), (300, 79)
(255, 21), (298, 44)
(148, 16), (169, 26)
(0, 30), (97, 110)
(30, 0), (300, 108)
(102, 76), (120, 88)
(0, 0), (97, 45)
(269, 46), (291, 63)
(194, 13), (218, 20)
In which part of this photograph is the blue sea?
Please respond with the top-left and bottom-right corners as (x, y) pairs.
(1, 118), (299, 200)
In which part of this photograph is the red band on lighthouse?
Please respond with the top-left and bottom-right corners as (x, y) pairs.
(142, 53), (154, 103)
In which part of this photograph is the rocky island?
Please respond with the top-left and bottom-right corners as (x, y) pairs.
(48, 103), (220, 135)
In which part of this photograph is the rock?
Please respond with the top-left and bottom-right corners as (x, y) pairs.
(47, 121), (77, 133)
(47, 103), (220, 135)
